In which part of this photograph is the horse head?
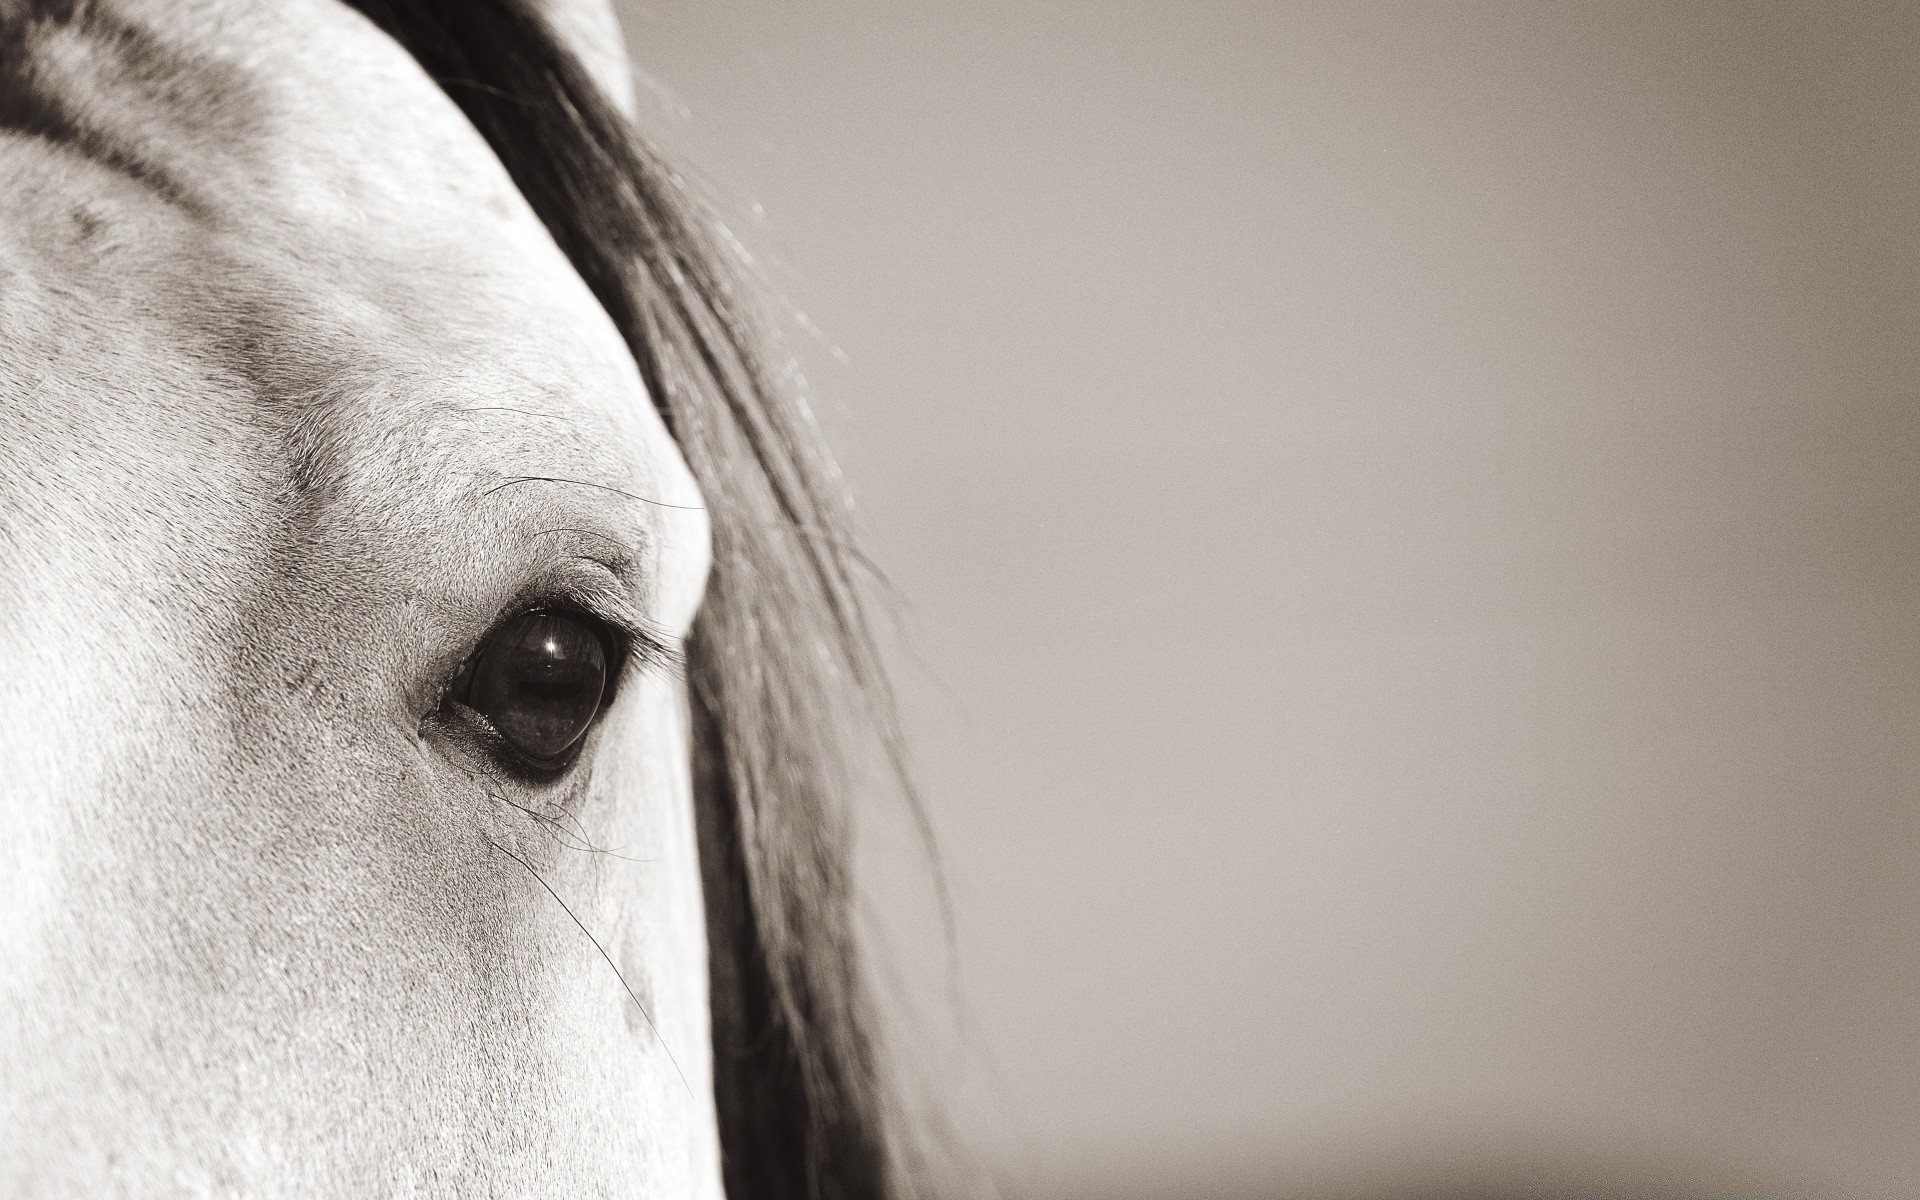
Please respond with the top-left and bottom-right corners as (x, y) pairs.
(0, 1), (894, 1194)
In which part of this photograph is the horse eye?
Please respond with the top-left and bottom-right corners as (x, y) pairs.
(456, 610), (612, 764)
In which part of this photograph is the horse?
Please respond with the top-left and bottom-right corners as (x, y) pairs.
(0, 1), (905, 1194)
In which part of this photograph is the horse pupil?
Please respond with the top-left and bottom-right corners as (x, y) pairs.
(465, 611), (608, 761)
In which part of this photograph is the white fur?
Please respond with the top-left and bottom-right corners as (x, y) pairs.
(0, 1), (720, 1194)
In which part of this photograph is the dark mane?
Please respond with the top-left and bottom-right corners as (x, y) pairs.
(340, 2), (908, 1197)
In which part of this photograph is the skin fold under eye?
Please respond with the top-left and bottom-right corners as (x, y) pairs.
(452, 609), (618, 766)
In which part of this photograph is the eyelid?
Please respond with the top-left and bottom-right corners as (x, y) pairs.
(441, 694), (580, 777)
(517, 559), (684, 678)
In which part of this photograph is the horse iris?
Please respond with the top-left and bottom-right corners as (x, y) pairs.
(461, 611), (610, 763)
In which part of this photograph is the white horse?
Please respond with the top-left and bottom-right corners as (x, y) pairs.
(0, 1), (901, 1194)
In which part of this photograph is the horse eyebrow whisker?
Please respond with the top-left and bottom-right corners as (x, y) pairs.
(529, 526), (635, 554)
(452, 405), (573, 423)
(483, 474), (706, 511)
(486, 838), (692, 1100)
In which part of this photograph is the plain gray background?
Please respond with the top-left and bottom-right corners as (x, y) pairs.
(619, 3), (1919, 1197)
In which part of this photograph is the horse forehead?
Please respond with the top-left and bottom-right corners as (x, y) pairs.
(2, 0), (656, 503)
(18, 1), (522, 228)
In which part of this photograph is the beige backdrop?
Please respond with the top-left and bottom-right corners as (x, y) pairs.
(618, 3), (1919, 1198)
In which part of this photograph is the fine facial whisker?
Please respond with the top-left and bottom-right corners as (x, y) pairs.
(461, 765), (645, 860)
(452, 405), (574, 423)
(497, 792), (604, 855)
(533, 797), (656, 864)
(483, 474), (706, 512)
(486, 838), (693, 1101)
(531, 526), (634, 553)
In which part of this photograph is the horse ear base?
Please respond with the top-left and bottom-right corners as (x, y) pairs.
(524, 0), (636, 117)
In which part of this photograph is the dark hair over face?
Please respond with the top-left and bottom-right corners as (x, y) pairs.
(340, 3), (908, 1197)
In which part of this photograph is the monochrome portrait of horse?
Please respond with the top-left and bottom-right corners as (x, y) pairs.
(0, 1), (908, 1194)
